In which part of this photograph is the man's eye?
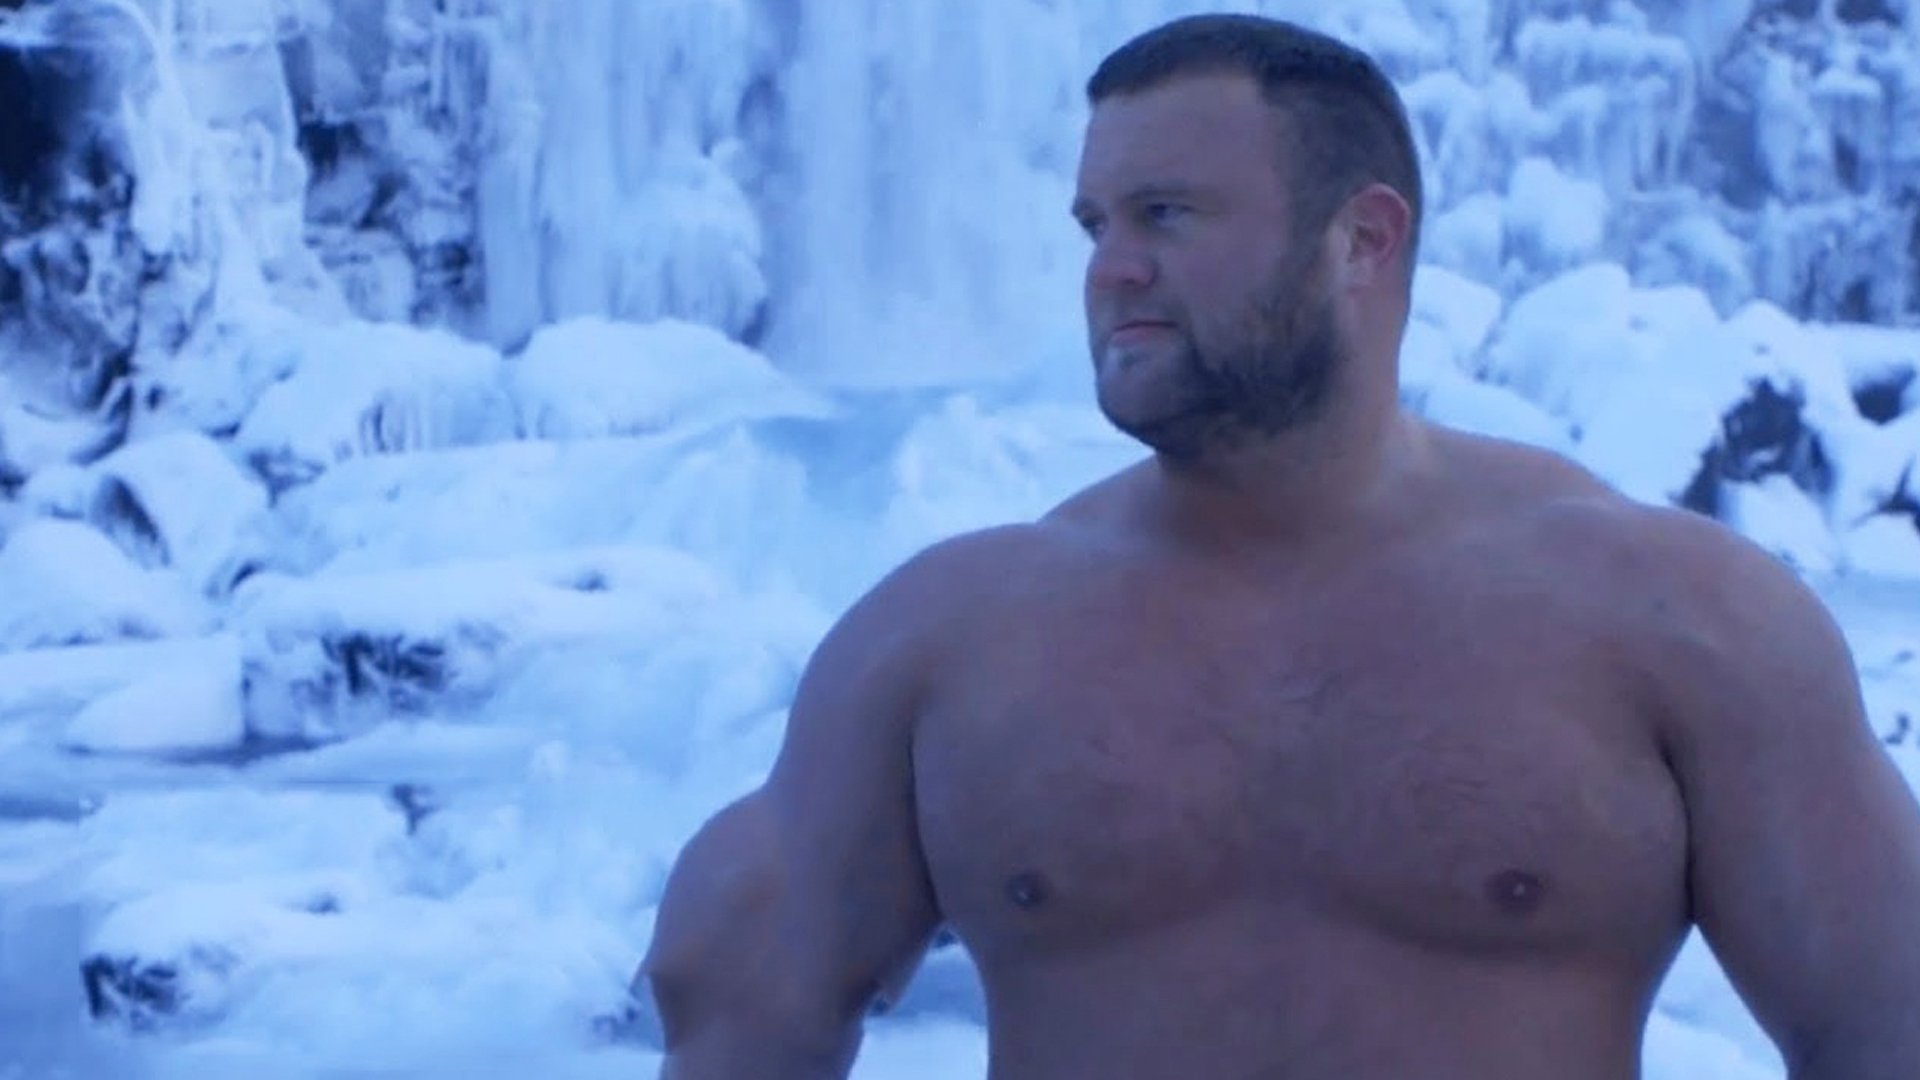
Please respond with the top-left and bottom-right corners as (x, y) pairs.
(1077, 217), (1105, 240)
(1144, 202), (1188, 224)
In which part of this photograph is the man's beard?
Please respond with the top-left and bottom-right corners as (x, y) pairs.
(1095, 270), (1344, 462)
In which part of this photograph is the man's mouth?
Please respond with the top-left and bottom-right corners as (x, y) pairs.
(1109, 320), (1174, 346)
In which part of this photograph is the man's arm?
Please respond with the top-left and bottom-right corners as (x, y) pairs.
(1646, 510), (1920, 1077)
(636, 536), (991, 1078)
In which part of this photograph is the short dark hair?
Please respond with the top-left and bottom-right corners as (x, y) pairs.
(1087, 14), (1423, 268)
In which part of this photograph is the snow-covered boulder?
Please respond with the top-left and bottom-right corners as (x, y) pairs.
(1845, 513), (1920, 579)
(85, 429), (270, 596)
(1411, 265), (1506, 370)
(60, 635), (246, 756)
(0, 518), (204, 651)
(1413, 370), (1577, 455)
(233, 321), (516, 491)
(506, 317), (831, 441)
(1719, 474), (1843, 574)
(880, 394), (1139, 567)
(232, 545), (819, 747)
(1481, 265), (1747, 504)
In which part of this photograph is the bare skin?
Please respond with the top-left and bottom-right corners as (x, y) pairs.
(639, 69), (1920, 1079)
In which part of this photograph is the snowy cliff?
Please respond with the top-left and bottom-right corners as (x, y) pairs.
(1, 0), (1916, 563)
(0, 2), (1918, 1079)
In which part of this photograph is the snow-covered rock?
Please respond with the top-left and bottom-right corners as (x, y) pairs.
(231, 544), (818, 747)
(233, 320), (515, 491)
(1413, 369), (1578, 455)
(1720, 474), (1844, 574)
(1481, 265), (1747, 503)
(60, 634), (245, 756)
(507, 317), (831, 441)
(0, 632), (236, 733)
(1845, 513), (1920, 578)
(0, 4), (1917, 1078)
(0, 517), (204, 651)
(880, 394), (1138, 564)
(1411, 264), (1506, 368)
(85, 429), (269, 595)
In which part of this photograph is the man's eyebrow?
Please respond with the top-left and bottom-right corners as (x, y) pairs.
(1122, 183), (1200, 203)
(1070, 183), (1202, 219)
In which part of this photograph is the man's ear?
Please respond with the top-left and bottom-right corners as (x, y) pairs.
(1332, 182), (1412, 288)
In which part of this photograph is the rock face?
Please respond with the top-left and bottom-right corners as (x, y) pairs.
(0, 2), (148, 422)
(3, 0), (1913, 459)
(276, 0), (773, 345)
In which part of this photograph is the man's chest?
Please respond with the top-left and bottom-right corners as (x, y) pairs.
(910, 569), (1690, 967)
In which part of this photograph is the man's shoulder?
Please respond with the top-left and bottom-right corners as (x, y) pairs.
(1426, 422), (1773, 590)
(1040, 458), (1154, 528)
(1514, 489), (1797, 606)
(883, 460), (1147, 600)
(867, 519), (1097, 625)
(1507, 489), (1847, 698)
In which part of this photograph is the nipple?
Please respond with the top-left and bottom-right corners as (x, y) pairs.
(1487, 869), (1547, 915)
(1006, 872), (1050, 911)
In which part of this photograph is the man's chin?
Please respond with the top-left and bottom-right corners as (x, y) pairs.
(1095, 392), (1211, 460)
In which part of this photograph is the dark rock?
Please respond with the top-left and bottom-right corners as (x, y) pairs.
(1836, 0), (1900, 24)
(1854, 366), (1915, 425)
(570, 570), (611, 593)
(1908, 205), (1920, 315)
(0, 7), (148, 425)
(1681, 378), (1831, 518)
(1886, 712), (1912, 746)
(592, 990), (665, 1049)
(0, 36), (68, 200)
(87, 473), (166, 567)
(82, 947), (234, 1033)
(326, 632), (450, 703)
(387, 782), (441, 835)
(0, 790), (100, 822)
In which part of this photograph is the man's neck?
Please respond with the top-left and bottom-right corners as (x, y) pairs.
(1144, 397), (1424, 556)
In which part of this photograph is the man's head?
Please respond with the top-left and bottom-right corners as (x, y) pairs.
(1072, 15), (1422, 460)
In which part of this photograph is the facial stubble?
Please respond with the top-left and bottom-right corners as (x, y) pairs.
(1098, 256), (1343, 461)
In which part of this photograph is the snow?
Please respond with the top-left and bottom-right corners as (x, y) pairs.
(87, 430), (270, 595)
(508, 317), (833, 440)
(1846, 513), (1920, 578)
(0, 518), (206, 652)
(60, 636), (245, 756)
(1504, 156), (1610, 268)
(1, 1), (1918, 1079)
(1721, 474), (1845, 573)
(233, 320), (516, 489)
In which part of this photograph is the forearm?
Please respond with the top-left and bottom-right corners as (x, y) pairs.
(1786, 1026), (1920, 1080)
(655, 1018), (862, 1080)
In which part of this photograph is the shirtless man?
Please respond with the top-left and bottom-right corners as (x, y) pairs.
(637, 14), (1920, 1079)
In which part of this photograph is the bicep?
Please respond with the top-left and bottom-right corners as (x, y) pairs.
(1661, 542), (1920, 1064)
(756, 597), (946, 1014)
(642, 556), (953, 1042)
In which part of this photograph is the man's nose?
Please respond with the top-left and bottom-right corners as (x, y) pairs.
(1086, 232), (1156, 292)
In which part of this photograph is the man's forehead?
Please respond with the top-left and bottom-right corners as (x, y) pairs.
(1077, 72), (1283, 188)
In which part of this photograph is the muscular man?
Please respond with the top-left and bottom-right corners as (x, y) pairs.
(637, 14), (1920, 1079)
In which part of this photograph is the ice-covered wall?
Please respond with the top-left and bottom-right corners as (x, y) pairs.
(0, 0), (773, 446)
(4, 1), (1915, 375)
(0, 0), (1917, 556)
(1, 5), (1917, 1071)
(283, 0), (772, 345)
(766, 0), (1920, 379)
